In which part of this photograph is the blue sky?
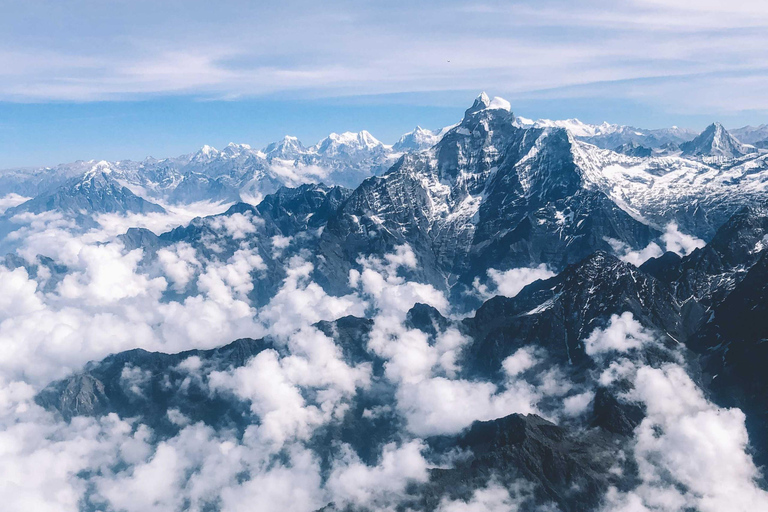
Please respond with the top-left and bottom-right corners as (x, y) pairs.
(1, 0), (768, 168)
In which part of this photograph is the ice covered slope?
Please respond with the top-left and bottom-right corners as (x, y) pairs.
(572, 135), (768, 238)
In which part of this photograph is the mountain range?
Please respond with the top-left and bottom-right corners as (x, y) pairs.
(4, 93), (768, 512)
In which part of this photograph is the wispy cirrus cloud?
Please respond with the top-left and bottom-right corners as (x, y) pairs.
(0, 0), (766, 117)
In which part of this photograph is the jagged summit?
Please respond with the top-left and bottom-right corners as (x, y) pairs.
(613, 140), (652, 158)
(191, 144), (220, 162)
(680, 122), (757, 159)
(464, 92), (513, 117)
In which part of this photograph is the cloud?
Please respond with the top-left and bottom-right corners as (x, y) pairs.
(561, 391), (595, 417)
(661, 221), (705, 256)
(157, 242), (201, 290)
(327, 441), (429, 508)
(260, 255), (366, 337)
(209, 328), (370, 450)
(394, 376), (541, 436)
(0, 208), (280, 386)
(92, 200), (233, 239)
(351, 245), (448, 319)
(606, 222), (705, 266)
(0, 193), (30, 214)
(0, 0), (764, 120)
(582, 315), (768, 512)
(436, 480), (556, 512)
(602, 364), (768, 512)
(584, 312), (656, 356)
(208, 211), (264, 240)
(473, 264), (555, 300)
(501, 346), (539, 377)
(605, 238), (663, 267)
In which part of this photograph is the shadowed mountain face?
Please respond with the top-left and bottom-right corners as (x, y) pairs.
(461, 251), (699, 377)
(420, 413), (628, 512)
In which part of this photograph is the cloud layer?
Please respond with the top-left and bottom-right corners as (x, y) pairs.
(1, 0), (767, 117)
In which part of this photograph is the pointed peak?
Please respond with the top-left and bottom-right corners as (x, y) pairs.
(681, 121), (756, 158)
(465, 92), (492, 116)
(198, 144), (218, 156)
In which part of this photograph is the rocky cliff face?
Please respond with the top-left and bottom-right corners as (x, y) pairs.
(317, 96), (659, 299)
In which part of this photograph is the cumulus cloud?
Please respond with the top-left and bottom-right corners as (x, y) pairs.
(561, 391), (595, 417)
(395, 376), (541, 437)
(0, 378), (329, 512)
(473, 264), (555, 300)
(260, 255), (366, 336)
(350, 245), (448, 319)
(584, 312), (656, 356)
(92, 200), (232, 239)
(602, 364), (768, 512)
(210, 330), (370, 450)
(501, 346), (539, 377)
(208, 211), (264, 240)
(327, 441), (429, 508)
(605, 238), (664, 267)
(607, 222), (705, 266)
(661, 221), (705, 256)
(582, 315), (768, 512)
(0, 208), (282, 386)
(0, 188), (750, 512)
(264, 161), (332, 189)
(157, 242), (200, 290)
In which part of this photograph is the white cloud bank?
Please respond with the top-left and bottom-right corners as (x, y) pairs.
(473, 264), (555, 300)
(583, 313), (768, 512)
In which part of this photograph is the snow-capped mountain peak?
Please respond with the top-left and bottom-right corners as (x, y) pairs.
(191, 144), (221, 163)
(465, 92), (492, 115)
(90, 160), (113, 174)
(220, 142), (253, 158)
(313, 130), (385, 156)
(680, 122), (757, 159)
(732, 124), (768, 144)
(393, 126), (441, 152)
(464, 92), (512, 116)
(263, 135), (307, 158)
(514, 117), (617, 138)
